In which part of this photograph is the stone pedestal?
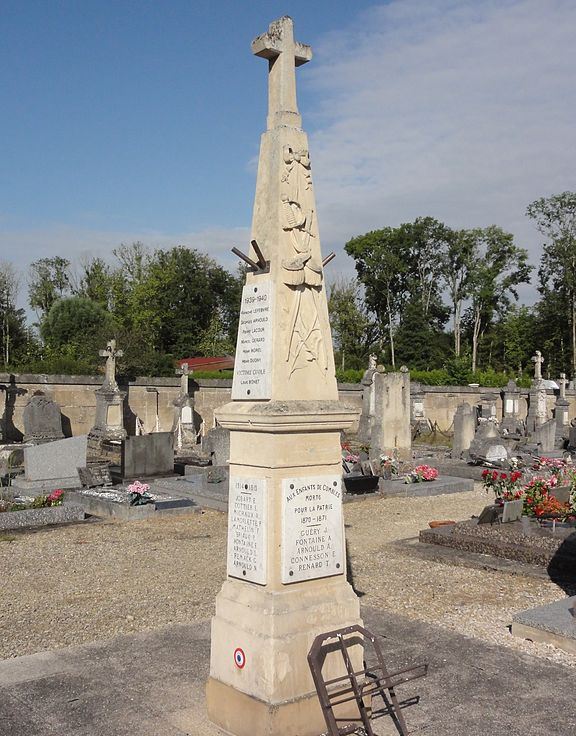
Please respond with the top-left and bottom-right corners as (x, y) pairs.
(206, 17), (361, 736)
(207, 403), (360, 736)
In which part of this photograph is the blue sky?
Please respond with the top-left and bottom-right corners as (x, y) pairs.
(1, 0), (575, 306)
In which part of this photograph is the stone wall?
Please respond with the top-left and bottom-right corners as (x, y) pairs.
(1, 373), (572, 441)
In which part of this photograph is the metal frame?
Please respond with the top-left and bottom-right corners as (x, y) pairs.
(308, 624), (428, 736)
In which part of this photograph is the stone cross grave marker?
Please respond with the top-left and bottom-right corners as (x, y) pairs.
(558, 372), (568, 399)
(99, 339), (123, 389)
(176, 362), (191, 396)
(531, 350), (544, 382)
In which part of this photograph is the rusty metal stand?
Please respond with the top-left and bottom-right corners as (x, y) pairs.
(307, 624), (428, 736)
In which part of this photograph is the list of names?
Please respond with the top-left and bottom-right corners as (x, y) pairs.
(226, 477), (267, 585)
(231, 280), (273, 400)
(281, 476), (344, 584)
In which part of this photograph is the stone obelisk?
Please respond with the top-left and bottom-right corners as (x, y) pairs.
(206, 16), (361, 736)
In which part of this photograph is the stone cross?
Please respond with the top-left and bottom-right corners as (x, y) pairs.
(531, 350), (544, 381)
(99, 339), (123, 388)
(175, 362), (191, 397)
(558, 372), (568, 399)
(252, 16), (312, 130)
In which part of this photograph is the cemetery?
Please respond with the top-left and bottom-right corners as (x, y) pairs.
(1, 11), (576, 736)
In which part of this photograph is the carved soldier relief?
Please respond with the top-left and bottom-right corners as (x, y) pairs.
(280, 145), (328, 377)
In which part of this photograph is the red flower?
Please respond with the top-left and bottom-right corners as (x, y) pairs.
(500, 473), (508, 480)
(492, 471), (498, 480)
(482, 469), (489, 478)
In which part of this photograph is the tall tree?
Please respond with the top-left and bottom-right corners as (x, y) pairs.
(465, 226), (532, 372)
(28, 256), (71, 320)
(345, 229), (410, 367)
(0, 262), (26, 367)
(527, 192), (576, 375)
(440, 228), (478, 356)
(328, 277), (378, 370)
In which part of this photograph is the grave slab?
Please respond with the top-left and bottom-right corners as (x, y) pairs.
(0, 504), (85, 531)
(512, 596), (576, 655)
(420, 517), (576, 568)
(67, 485), (200, 521)
(380, 474), (475, 497)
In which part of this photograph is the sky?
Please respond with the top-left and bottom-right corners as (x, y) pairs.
(1, 0), (575, 309)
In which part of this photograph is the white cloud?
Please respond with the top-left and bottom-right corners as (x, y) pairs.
(305, 0), (576, 300)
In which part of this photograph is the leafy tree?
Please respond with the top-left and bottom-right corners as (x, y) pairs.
(527, 192), (576, 374)
(463, 226), (532, 372)
(28, 257), (71, 320)
(0, 262), (27, 367)
(394, 298), (451, 370)
(41, 297), (115, 366)
(440, 228), (478, 356)
(328, 277), (378, 370)
(75, 257), (112, 308)
(345, 228), (410, 367)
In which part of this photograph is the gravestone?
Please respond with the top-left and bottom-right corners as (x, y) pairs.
(120, 433), (174, 479)
(173, 362), (199, 450)
(532, 418), (556, 453)
(369, 367), (411, 461)
(451, 403), (476, 459)
(202, 425), (230, 467)
(87, 339), (127, 461)
(500, 379), (524, 435)
(22, 392), (64, 444)
(502, 499), (523, 523)
(12, 435), (88, 491)
(468, 420), (508, 464)
(357, 355), (377, 445)
(206, 17), (361, 736)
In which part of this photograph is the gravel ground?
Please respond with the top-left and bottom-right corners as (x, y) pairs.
(1, 485), (574, 667)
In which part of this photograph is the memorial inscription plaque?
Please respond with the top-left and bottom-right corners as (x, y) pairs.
(226, 476), (267, 585)
(281, 475), (344, 584)
(231, 280), (273, 400)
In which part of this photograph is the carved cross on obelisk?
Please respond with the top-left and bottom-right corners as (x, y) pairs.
(252, 16), (312, 130)
(175, 362), (191, 398)
(531, 350), (544, 382)
(99, 339), (123, 389)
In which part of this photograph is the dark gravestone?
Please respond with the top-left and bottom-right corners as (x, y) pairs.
(202, 426), (230, 467)
(551, 485), (571, 504)
(120, 433), (174, 479)
(77, 464), (113, 488)
(22, 392), (64, 445)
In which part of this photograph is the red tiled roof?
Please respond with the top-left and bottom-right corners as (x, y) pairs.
(177, 356), (234, 371)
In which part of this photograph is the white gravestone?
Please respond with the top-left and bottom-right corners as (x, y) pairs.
(281, 476), (344, 584)
(231, 280), (274, 400)
(226, 477), (267, 585)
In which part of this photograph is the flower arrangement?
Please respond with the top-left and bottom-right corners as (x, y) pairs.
(0, 489), (64, 513)
(379, 454), (399, 477)
(404, 464), (438, 484)
(481, 469), (523, 500)
(126, 480), (153, 507)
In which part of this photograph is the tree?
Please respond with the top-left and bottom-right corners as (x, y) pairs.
(440, 228), (478, 356)
(527, 192), (576, 375)
(464, 226), (532, 372)
(0, 262), (27, 367)
(345, 229), (410, 367)
(75, 257), (112, 308)
(328, 277), (378, 370)
(28, 257), (71, 320)
(41, 297), (116, 364)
